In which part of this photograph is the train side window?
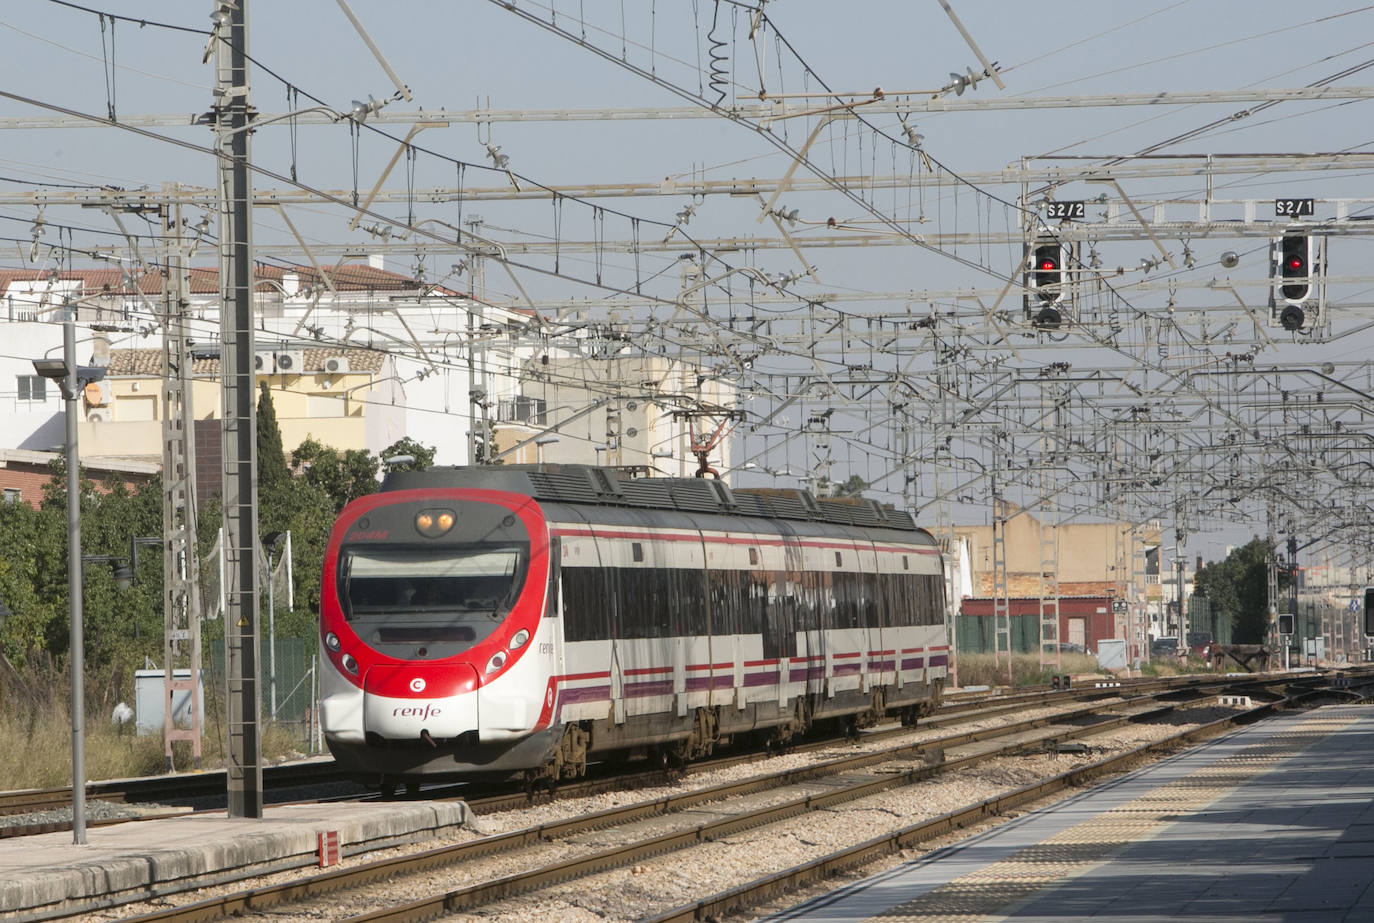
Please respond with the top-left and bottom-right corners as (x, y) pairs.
(632, 542), (644, 563)
(902, 555), (909, 571)
(748, 547), (759, 566)
(562, 567), (608, 641)
(835, 551), (843, 567)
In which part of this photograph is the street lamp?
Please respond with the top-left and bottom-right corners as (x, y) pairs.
(534, 436), (559, 465)
(31, 318), (105, 846)
(82, 555), (134, 593)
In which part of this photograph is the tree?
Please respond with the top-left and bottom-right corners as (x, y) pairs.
(1193, 537), (1285, 644)
(379, 436), (437, 471)
(290, 436), (380, 512)
(472, 418), (500, 465)
(256, 383), (291, 489)
(257, 477), (335, 636)
(814, 474), (867, 498)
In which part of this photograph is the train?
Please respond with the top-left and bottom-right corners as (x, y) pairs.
(317, 465), (949, 790)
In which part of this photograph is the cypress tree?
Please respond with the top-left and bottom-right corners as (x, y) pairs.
(256, 381), (291, 488)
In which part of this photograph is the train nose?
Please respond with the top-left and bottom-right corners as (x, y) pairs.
(361, 661), (479, 741)
(363, 661), (480, 698)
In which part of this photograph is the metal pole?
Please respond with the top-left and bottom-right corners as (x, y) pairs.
(63, 318), (86, 845)
(215, 0), (263, 818)
(268, 558), (276, 719)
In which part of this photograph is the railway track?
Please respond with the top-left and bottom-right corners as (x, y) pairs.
(103, 671), (1344, 923)
(0, 760), (361, 837)
(0, 670), (1313, 839)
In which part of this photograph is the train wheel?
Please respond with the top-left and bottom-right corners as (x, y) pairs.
(528, 723), (591, 792)
(556, 723), (590, 780)
(686, 707), (719, 760)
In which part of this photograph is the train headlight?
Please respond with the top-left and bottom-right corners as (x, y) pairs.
(415, 508), (457, 538)
(341, 653), (360, 675)
(324, 632), (341, 653)
(485, 651), (507, 674)
(509, 629), (529, 650)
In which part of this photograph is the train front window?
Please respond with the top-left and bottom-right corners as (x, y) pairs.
(340, 547), (526, 655)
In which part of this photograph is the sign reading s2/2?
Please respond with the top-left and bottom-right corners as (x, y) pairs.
(1275, 198), (1315, 218)
(1046, 201), (1086, 221)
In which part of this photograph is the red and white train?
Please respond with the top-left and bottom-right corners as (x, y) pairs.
(318, 465), (949, 788)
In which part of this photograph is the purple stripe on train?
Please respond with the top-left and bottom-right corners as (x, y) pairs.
(557, 684), (612, 704)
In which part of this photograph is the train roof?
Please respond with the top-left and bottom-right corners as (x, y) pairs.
(379, 464), (930, 537)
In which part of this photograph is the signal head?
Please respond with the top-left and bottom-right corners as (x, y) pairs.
(1276, 232), (1313, 305)
(1031, 239), (1066, 305)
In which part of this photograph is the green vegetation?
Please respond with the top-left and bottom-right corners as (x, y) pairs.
(0, 422), (435, 787)
(1194, 537), (1283, 643)
(955, 652), (1103, 688)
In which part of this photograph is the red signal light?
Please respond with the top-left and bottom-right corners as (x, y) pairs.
(1039, 258), (1058, 271)
(1285, 256), (1304, 272)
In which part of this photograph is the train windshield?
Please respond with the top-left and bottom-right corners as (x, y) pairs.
(339, 547), (526, 654)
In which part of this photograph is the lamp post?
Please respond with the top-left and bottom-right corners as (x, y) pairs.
(262, 531), (289, 719)
(31, 318), (104, 846)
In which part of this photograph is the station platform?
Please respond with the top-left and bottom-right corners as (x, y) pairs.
(764, 702), (1374, 922)
(0, 799), (470, 921)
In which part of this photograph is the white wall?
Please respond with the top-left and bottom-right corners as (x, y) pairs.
(0, 322), (75, 455)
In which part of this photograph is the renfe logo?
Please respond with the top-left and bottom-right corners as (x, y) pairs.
(409, 677), (426, 693)
(393, 703), (442, 720)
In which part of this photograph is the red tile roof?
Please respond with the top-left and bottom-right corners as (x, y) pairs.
(107, 346), (388, 376)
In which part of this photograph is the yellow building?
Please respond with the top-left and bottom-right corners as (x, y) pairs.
(88, 346), (397, 491)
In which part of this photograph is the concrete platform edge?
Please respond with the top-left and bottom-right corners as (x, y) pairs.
(0, 801), (471, 922)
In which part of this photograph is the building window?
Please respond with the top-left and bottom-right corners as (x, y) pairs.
(2, 488), (20, 504)
(17, 375), (45, 401)
(496, 395), (547, 425)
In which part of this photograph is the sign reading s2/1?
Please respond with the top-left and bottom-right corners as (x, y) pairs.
(1046, 201), (1086, 221)
(1275, 198), (1315, 217)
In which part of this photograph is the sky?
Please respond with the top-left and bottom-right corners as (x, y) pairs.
(3, 1), (1373, 571)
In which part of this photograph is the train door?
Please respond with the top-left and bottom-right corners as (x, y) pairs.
(854, 540), (880, 694)
(780, 527), (807, 708)
(794, 536), (828, 704)
(544, 537), (566, 705)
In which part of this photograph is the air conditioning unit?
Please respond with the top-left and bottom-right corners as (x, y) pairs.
(254, 350), (276, 373)
(87, 408), (113, 423)
(322, 356), (350, 374)
(273, 350), (305, 373)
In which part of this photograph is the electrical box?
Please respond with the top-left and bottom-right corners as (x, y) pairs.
(134, 669), (203, 735)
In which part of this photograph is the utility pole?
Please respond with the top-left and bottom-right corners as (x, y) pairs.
(160, 188), (203, 770)
(213, 0), (263, 818)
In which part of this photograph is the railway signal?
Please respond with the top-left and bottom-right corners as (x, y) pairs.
(1272, 230), (1316, 331)
(1027, 238), (1069, 328)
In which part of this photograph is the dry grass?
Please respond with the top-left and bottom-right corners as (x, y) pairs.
(0, 697), (312, 790)
(954, 651), (1109, 689)
(0, 702), (164, 790)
